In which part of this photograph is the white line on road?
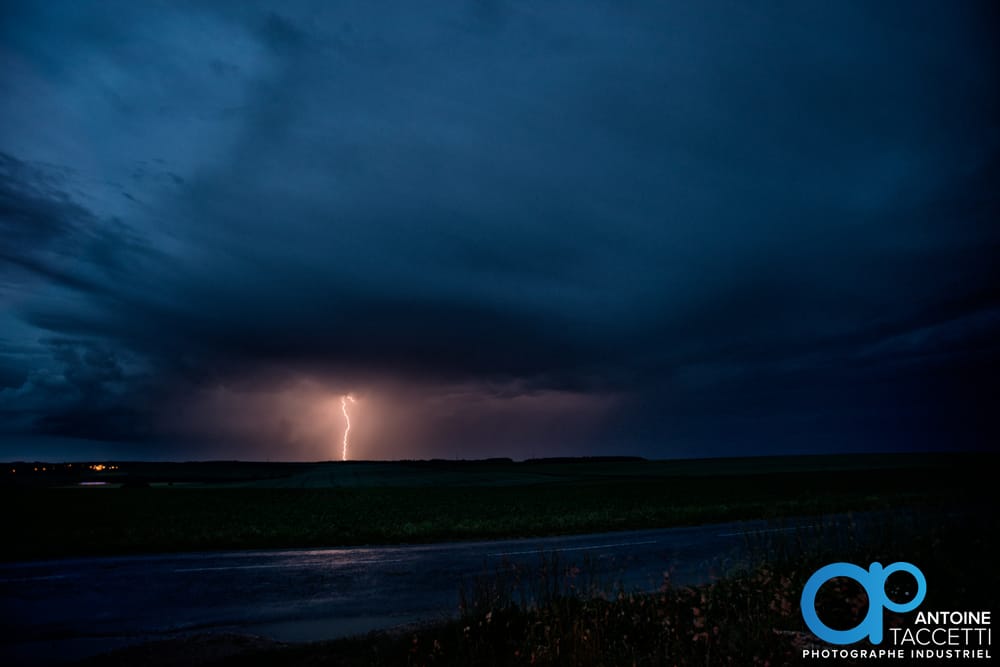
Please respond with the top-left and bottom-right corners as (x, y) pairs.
(174, 558), (406, 573)
(717, 525), (817, 537)
(488, 539), (659, 557)
(0, 574), (73, 583)
(174, 564), (297, 572)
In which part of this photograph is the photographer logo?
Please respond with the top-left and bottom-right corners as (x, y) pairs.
(799, 561), (991, 661)
(801, 561), (925, 644)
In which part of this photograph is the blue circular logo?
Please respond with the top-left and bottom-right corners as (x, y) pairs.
(800, 561), (926, 644)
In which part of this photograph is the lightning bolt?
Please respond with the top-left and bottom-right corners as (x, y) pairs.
(341, 395), (356, 461)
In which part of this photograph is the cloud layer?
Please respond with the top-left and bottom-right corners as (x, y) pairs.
(1, 1), (998, 459)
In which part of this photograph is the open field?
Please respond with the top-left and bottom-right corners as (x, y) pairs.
(3, 453), (992, 562)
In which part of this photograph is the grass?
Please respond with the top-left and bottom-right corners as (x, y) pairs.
(3, 453), (993, 561)
(83, 506), (997, 666)
(13, 453), (993, 665)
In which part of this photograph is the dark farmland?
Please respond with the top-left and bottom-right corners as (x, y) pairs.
(3, 453), (992, 562)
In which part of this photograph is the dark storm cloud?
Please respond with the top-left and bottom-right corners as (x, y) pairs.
(0, 153), (154, 293)
(1, 1), (998, 458)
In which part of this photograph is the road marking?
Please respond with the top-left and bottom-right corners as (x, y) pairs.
(717, 525), (817, 537)
(488, 539), (658, 557)
(174, 564), (295, 572)
(174, 558), (406, 573)
(0, 574), (72, 583)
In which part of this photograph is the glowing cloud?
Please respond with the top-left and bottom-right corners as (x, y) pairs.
(341, 395), (356, 461)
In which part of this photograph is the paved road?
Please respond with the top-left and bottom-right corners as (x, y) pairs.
(1, 514), (840, 665)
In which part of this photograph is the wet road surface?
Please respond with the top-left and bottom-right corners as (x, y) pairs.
(1, 514), (841, 664)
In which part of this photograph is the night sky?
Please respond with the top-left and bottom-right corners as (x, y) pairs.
(1, 1), (998, 461)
